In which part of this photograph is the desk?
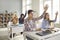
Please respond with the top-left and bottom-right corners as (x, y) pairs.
(23, 28), (60, 40)
(9, 24), (24, 40)
(0, 28), (9, 40)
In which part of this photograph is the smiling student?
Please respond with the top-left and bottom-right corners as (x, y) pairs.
(24, 5), (48, 31)
(41, 12), (58, 30)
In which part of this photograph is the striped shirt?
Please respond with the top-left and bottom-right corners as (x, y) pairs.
(24, 14), (44, 31)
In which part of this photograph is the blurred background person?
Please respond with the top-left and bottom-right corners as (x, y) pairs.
(19, 13), (27, 24)
(41, 12), (58, 31)
(12, 14), (18, 25)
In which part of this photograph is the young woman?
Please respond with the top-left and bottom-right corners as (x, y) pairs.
(19, 13), (27, 24)
(41, 12), (58, 30)
(12, 14), (18, 25)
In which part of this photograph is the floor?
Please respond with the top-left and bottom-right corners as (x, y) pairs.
(0, 28), (24, 40)
(10, 35), (24, 40)
(0, 35), (24, 40)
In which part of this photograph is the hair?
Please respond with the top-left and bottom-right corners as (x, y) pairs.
(44, 13), (51, 25)
(28, 10), (34, 14)
(44, 13), (49, 20)
(20, 14), (24, 18)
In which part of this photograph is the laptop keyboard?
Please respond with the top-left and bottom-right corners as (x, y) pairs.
(36, 30), (52, 36)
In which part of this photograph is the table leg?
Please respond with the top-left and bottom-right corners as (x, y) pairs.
(12, 29), (13, 40)
(23, 33), (27, 40)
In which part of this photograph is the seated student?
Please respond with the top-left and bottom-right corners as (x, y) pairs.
(12, 14), (18, 25)
(41, 12), (58, 30)
(24, 6), (48, 31)
(19, 13), (27, 24)
(9, 14), (18, 38)
(19, 13), (27, 34)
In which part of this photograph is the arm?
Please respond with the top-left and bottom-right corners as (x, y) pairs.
(50, 12), (58, 22)
(24, 13), (27, 18)
(34, 6), (48, 21)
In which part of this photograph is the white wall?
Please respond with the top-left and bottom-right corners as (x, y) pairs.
(31, 0), (40, 14)
(0, 0), (22, 17)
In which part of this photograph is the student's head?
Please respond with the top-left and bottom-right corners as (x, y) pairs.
(5, 10), (8, 13)
(44, 13), (50, 20)
(20, 14), (24, 18)
(12, 14), (17, 18)
(28, 10), (34, 19)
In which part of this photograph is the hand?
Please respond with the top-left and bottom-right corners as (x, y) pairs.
(44, 4), (48, 11)
(55, 12), (58, 16)
(35, 28), (41, 31)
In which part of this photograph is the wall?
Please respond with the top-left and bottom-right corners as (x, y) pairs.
(0, 0), (22, 17)
(31, 0), (41, 24)
(31, 0), (40, 14)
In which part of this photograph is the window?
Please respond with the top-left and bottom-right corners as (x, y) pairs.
(39, 0), (43, 16)
(43, 0), (52, 19)
(39, 0), (60, 24)
(39, 0), (44, 22)
(39, 0), (52, 22)
(53, 0), (59, 23)
(22, 0), (32, 14)
(22, 0), (60, 23)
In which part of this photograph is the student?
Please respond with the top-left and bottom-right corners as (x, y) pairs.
(19, 13), (27, 34)
(41, 12), (58, 30)
(12, 14), (18, 25)
(24, 6), (48, 31)
(19, 13), (27, 24)
(9, 14), (18, 38)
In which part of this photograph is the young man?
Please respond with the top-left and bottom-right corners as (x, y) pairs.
(24, 5), (48, 31)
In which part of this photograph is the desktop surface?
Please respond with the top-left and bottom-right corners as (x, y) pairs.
(36, 30), (52, 36)
(24, 28), (60, 40)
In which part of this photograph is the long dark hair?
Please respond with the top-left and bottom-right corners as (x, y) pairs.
(44, 13), (51, 25)
(44, 13), (50, 20)
(20, 14), (24, 18)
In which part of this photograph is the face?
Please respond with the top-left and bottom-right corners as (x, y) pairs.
(22, 15), (24, 18)
(28, 12), (33, 19)
(46, 14), (49, 20)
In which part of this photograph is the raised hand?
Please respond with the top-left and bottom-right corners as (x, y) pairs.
(44, 4), (48, 11)
(55, 12), (58, 16)
(55, 11), (58, 20)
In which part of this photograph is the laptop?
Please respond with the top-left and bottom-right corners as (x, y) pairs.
(36, 30), (52, 36)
